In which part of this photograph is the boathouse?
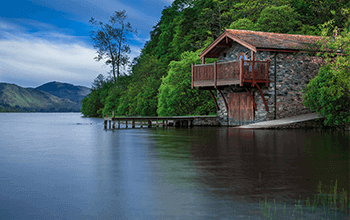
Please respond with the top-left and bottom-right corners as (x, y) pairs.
(191, 29), (324, 126)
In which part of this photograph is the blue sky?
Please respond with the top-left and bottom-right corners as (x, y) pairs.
(0, 0), (173, 88)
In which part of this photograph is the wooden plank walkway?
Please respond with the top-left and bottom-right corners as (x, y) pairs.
(103, 115), (217, 129)
(236, 113), (323, 129)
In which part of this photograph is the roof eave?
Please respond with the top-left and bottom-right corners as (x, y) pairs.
(199, 30), (257, 59)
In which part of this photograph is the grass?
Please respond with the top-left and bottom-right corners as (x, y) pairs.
(251, 179), (349, 219)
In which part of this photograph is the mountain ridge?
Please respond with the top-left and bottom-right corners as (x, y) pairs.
(0, 82), (90, 112)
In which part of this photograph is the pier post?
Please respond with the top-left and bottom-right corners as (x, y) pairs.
(109, 120), (111, 129)
(118, 118), (120, 129)
(156, 119), (159, 127)
(140, 119), (143, 128)
(132, 119), (135, 128)
(166, 119), (168, 127)
(112, 111), (115, 129)
(126, 120), (128, 128)
(148, 120), (152, 128)
(104, 120), (107, 129)
(162, 120), (165, 127)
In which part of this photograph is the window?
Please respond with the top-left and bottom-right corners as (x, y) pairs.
(237, 52), (247, 61)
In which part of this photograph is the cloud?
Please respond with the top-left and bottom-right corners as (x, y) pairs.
(0, 30), (141, 88)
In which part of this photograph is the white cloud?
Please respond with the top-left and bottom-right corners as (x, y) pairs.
(0, 31), (142, 87)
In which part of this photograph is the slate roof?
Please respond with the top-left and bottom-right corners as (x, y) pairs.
(200, 29), (323, 58)
(226, 29), (322, 50)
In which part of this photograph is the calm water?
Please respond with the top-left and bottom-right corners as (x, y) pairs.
(0, 113), (349, 219)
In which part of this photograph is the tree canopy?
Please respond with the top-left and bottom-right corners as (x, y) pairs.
(89, 10), (137, 82)
(82, 1), (350, 127)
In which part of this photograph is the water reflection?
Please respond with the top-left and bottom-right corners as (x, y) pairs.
(152, 128), (349, 206)
(1, 113), (349, 219)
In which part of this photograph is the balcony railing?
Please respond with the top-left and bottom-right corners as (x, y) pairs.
(191, 60), (269, 89)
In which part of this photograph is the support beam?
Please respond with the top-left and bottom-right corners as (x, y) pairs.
(217, 89), (228, 112)
(245, 88), (257, 111)
(240, 59), (244, 86)
(132, 119), (135, 128)
(209, 90), (219, 112)
(191, 63), (194, 89)
(214, 62), (217, 88)
(252, 51), (255, 86)
(255, 84), (269, 111)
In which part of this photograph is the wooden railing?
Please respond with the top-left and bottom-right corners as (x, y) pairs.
(192, 60), (269, 88)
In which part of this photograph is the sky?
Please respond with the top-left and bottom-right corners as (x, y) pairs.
(0, 0), (173, 88)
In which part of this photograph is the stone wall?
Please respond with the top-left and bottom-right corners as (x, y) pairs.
(193, 116), (220, 126)
(216, 43), (324, 125)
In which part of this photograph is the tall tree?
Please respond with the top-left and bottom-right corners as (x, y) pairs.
(89, 10), (137, 82)
(302, 21), (350, 127)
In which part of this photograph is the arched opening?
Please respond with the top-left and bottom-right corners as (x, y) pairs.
(237, 52), (247, 61)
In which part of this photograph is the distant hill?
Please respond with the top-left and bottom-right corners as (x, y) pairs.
(0, 82), (90, 112)
(36, 81), (91, 108)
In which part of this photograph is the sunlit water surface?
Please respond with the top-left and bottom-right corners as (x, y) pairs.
(0, 113), (349, 219)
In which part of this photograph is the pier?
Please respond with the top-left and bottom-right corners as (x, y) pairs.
(103, 114), (218, 129)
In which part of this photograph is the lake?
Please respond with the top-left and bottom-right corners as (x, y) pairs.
(0, 113), (349, 219)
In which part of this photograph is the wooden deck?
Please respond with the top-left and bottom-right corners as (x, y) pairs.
(103, 115), (217, 129)
(192, 60), (269, 89)
(235, 113), (323, 129)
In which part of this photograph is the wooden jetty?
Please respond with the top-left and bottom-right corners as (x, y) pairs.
(103, 113), (215, 129)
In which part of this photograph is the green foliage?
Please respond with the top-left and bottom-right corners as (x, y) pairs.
(256, 5), (301, 34)
(83, 0), (350, 119)
(229, 18), (257, 31)
(157, 50), (216, 116)
(81, 78), (116, 117)
(302, 24), (350, 127)
(89, 10), (137, 82)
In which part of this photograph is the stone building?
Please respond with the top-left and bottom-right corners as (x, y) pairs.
(191, 29), (324, 126)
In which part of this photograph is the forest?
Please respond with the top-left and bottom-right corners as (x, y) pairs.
(81, 0), (350, 124)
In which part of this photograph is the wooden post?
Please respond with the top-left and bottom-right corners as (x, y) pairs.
(132, 119), (135, 128)
(148, 120), (152, 128)
(112, 111), (115, 129)
(265, 60), (269, 87)
(214, 62), (217, 88)
(173, 120), (176, 127)
(191, 63), (194, 89)
(252, 52), (255, 86)
(162, 120), (165, 127)
(104, 120), (107, 129)
(202, 57), (205, 64)
(240, 58), (244, 86)
(118, 118), (120, 129)
(188, 120), (190, 128)
(156, 119), (159, 127)
(126, 120), (128, 128)
(166, 119), (168, 127)
(140, 119), (143, 128)
(109, 120), (111, 129)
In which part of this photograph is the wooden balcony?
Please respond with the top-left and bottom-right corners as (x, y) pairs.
(191, 60), (269, 89)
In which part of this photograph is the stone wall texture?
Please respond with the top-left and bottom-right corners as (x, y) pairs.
(216, 43), (324, 126)
(193, 116), (220, 126)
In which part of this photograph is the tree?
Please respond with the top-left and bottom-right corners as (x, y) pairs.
(256, 5), (301, 34)
(89, 10), (137, 82)
(157, 50), (216, 116)
(302, 21), (350, 127)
